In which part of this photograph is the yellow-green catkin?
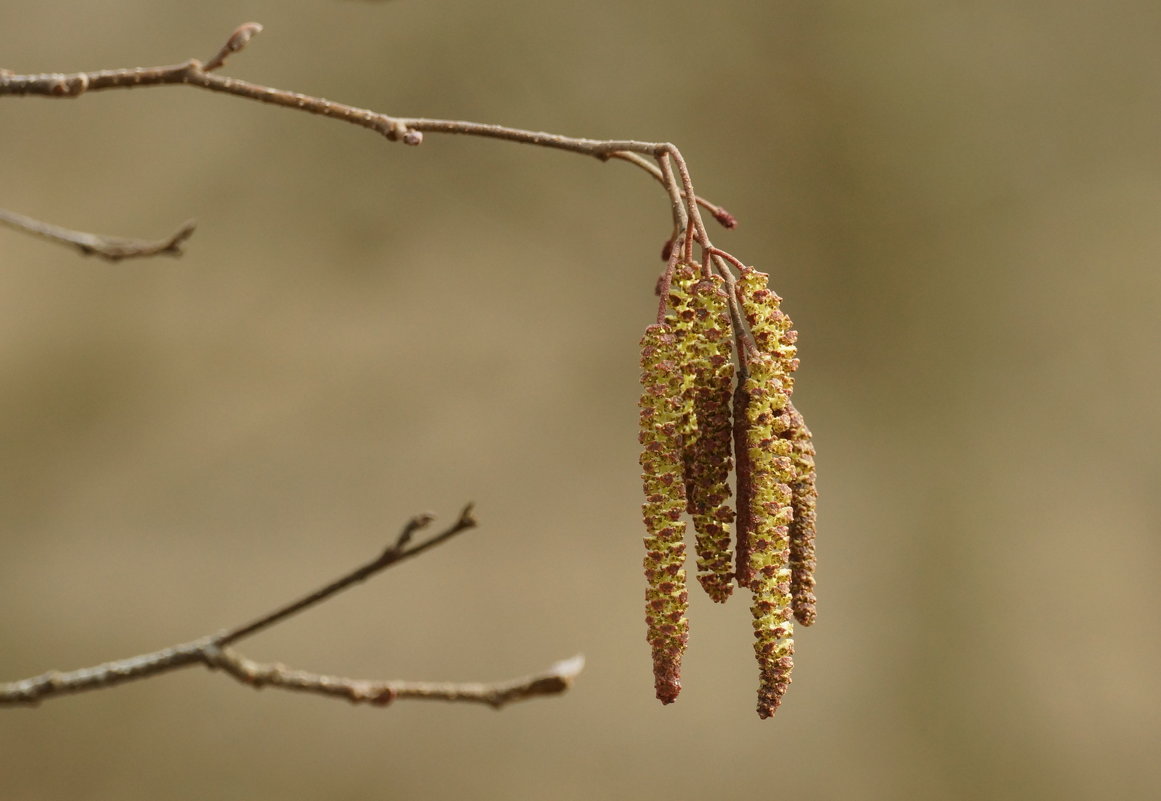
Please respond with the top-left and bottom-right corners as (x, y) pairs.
(638, 323), (691, 704)
(738, 266), (799, 382)
(677, 272), (737, 602)
(664, 262), (700, 492)
(737, 266), (799, 718)
(743, 351), (796, 718)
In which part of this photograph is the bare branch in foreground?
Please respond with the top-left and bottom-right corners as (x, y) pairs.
(206, 648), (586, 709)
(0, 207), (196, 261)
(0, 506), (582, 709)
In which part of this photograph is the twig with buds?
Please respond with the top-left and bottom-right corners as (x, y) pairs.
(0, 22), (733, 257)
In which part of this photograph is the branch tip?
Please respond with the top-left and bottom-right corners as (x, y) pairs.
(0, 209), (198, 261)
(456, 502), (477, 529)
(712, 208), (738, 229)
(660, 237), (674, 262)
(204, 21), (264, 72)
(549, 653), (586, 681)
(396, 512), (436, 550)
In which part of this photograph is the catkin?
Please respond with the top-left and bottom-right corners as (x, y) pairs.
(737, 266), (800, 718)
(738, 266), (799, 382)
(639, 258), (817, 717)
(743, 352), (796, 718)
(786, 403), (818, 626)
(667, 265), (737, 602)
(638, 323), (691, 704)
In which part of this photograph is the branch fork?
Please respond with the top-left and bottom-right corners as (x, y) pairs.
(1, 506), (583, 709)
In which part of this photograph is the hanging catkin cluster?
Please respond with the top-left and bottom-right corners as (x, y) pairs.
(638, 260), (818, 719)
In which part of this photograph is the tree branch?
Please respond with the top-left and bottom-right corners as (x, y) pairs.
(0, 22), (734, 260)
(1, 506), (582, 709)
(0, 207), (196, 261)
(205, 647), (585, 709)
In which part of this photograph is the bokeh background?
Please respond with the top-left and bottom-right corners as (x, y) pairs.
(3, 2), (1160, 799)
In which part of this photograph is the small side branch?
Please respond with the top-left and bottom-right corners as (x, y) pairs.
(0, 507), (582, 709)
(220, 504), (478, 645)
(0, 208), (196, 261)
(606, 152), (736, 230)
(206, 648), (586, 710)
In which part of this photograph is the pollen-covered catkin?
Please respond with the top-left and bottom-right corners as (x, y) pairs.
(734, 264), (797, 595)
(664, 263), (700, 504)
(638, 323), (691, 704)
(738, 266), (799, 383)
(678, 273), (737, 602)
(639, 255), (817, 717)
(737, 266), (801, 718)
(743, 351), (796, 718)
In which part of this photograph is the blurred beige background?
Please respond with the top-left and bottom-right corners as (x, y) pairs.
(3, 1), (1160, 799)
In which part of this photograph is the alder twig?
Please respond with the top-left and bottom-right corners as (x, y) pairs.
(607, 151), (737, 229)
(205, 647), (586, 709)
(220, 503), (477, 645)
(0, 506), (583, 709)
(0, 22), (734, 260)
(0, 207), (196, 261)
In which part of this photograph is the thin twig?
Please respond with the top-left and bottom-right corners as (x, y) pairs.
(0, 57), (657, 155)
(605, 152), (735, 228)
(220, 504), (476, 645)
(0, 22), (735, 258)
(1, 507), (581, 708)
(664, 145), (713, 262)
(206, 647), (586, 709)
(0, 207), (196, 261)
(656, 152), (688, 244)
